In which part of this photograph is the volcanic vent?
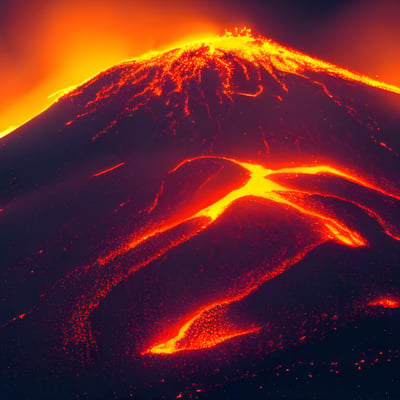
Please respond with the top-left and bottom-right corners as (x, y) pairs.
(1, 28), (400, 398)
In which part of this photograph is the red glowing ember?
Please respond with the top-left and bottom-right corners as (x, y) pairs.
(368, 298), (400, 309)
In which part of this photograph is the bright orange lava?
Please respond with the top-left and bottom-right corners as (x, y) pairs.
(368, 298), (400, 308)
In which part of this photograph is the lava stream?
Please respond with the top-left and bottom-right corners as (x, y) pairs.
(34, 152), (400, 357)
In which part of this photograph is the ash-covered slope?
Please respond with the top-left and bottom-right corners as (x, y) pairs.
(1, 29), (400, 400)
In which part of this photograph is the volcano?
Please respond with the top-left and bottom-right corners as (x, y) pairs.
(1, 28), (400, 399)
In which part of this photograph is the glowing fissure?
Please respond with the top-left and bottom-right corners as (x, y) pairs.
(234, 84), (264, 97)
(92, 162), (125, 177)
(147, 245), (317, 355)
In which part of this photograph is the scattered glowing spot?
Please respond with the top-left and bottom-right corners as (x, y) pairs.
(1, 310), (32, 328)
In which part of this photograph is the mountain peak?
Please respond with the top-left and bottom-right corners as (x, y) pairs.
(58, 27), (400, 142)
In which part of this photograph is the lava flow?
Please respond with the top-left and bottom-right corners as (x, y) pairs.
(1, 28), (400, 396)
(136, 157), (400, 354)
